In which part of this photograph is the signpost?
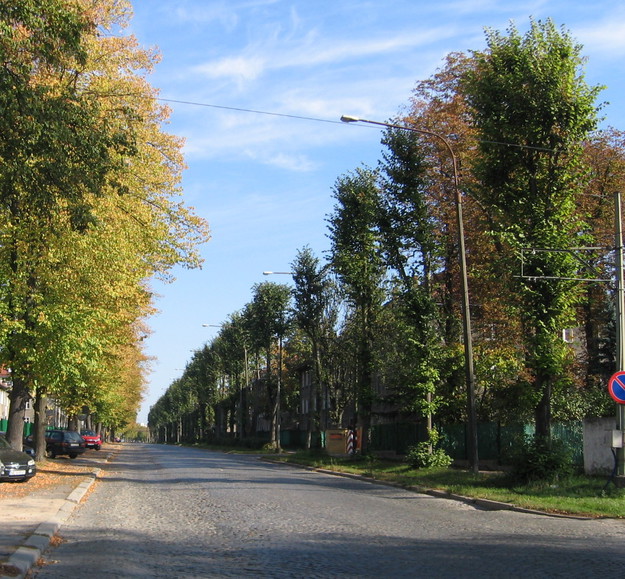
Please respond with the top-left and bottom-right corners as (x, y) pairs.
(608, 371), (625, 405)
(614, 192), (625, 482)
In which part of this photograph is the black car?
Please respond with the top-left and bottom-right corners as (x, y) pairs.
(45, 429), (86, 459)
(0, 435), (37, 481)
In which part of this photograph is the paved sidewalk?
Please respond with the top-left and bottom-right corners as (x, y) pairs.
(0, 451), (112, 579)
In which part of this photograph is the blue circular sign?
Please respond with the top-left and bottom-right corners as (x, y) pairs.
(608, 371), (625, 404)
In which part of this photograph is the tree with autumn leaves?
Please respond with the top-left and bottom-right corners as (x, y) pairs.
(376, 19), (618, 443)
(148, 19), (624, 466)
(0, 0), (209, 455)
(328, 19), (619, 452)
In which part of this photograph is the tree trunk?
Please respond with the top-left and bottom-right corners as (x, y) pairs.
(7, 377), (29, 450)
(33, 389), (48, 461)
(535, 376), (552, 441)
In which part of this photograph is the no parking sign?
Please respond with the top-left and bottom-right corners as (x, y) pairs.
(608, 371), (625, 404)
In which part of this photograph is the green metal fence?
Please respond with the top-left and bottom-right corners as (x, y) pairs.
(370, 421), (584, 466)
(0, 420), (34, 437)
(369, 422), (427, 455)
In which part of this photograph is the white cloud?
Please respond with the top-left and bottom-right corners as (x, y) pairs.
(191, 25), (456, 86)
(576, 19), (625, 58)
(251, 151), (318, 172)
(170, 2), (239, 31)
(194, 55), (266, 82)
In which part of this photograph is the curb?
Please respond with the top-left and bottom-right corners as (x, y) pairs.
(0, 461), (106, 579)
(263, 458), (594, 521)
(0, 469), (100, 579)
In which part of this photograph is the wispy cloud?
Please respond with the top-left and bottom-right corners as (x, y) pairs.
(576, 17), (625, 58)
(194, 55), (266, 83)
(191, 26), (456, 85)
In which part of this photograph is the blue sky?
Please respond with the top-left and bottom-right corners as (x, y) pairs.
(128, 0), (625, 424)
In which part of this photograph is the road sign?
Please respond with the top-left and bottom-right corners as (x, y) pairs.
(608, 371), (625, 404)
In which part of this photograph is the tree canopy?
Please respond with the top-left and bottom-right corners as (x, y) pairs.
(1, 0), (209, 451)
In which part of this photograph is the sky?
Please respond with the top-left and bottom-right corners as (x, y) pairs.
(128, 0), (625, 424)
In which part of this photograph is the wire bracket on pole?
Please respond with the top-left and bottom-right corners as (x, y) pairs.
(518, 247), (614, 283)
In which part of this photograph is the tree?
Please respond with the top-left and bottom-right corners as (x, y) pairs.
(328, 168), (385, 450)
(1, 0), (209, 450)
(462, 19), (602, 438)
(246, 282), (292, 450)
(291, 247), (337, 448)
(213, 313), (251, 438)
(561, 129), (625, 418)
(375, 127), (449, 434)
(0, 0), (122, 448)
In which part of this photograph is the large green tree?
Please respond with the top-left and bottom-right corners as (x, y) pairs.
(375, 127), (449, 430)
(328, 168), (385, 449)
(0, 0), (122, 448)
(462, 19), (602, 438)
(291, 247), (337, 448)
(246, 282), (292, 449)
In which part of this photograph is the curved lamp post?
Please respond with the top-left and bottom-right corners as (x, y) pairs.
(340, 115), (478, 473)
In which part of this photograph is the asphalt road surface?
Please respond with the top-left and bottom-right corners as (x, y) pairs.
(30, 443), (625, 578)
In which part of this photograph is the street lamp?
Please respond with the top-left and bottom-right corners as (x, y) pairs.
(341, 114), (479, 473)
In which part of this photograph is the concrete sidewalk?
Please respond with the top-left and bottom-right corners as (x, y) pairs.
(0, 453), (110, 579)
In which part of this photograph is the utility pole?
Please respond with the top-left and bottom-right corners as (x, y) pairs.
(614, 192), (625, 480)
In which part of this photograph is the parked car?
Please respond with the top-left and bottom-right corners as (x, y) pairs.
(0, 431), (34, 457)
(0, 434), (36, 482)
(80, 429), (101, 450)
(44, 429), (86, 459)
(22, 439), (35, 457)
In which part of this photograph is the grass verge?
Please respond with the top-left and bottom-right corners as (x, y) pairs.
(267, 450), (625, 519)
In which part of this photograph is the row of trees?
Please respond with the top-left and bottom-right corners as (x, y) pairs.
(149, 20), (625, 459)
(1, 1), (209, 459)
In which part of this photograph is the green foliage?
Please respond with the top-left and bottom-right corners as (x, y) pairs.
(148, 18), (623, 457)
(462, 18), (603, 437)
(328, 168), (386, 441)
(507, 435), (574, 484)
(406, 429), (453, 469)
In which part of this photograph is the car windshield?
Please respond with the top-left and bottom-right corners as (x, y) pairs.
(0, 436), (12, 449)
(66, 431), (83, 442)
(81, 430), (95, 436)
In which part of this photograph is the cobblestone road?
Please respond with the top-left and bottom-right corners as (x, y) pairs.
(30, 444), (625, 578)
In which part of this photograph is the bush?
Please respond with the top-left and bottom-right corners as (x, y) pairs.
(509, 435), (573, 484)
(406, 429), (453, 469)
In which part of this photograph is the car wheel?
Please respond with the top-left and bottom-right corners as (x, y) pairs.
(46, 448), (55, 459)
(95, 446), (101, 451)
(69, 453), (78, 459)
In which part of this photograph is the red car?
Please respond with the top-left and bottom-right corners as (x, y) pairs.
(80, 429), (102, 450)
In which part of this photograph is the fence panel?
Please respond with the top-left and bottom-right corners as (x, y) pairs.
(370, 423), (425, 454)
(369, 420), (584, 466)
(552, 421), (584, 466)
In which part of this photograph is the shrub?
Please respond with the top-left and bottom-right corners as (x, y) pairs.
(406, 428), (453, 469)
(509, 435), (573, 484)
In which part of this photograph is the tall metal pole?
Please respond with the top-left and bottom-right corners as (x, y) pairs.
(614, 192), (625, 477)
(340, 115), (479, 473)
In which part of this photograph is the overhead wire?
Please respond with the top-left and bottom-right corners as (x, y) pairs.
(156, 97), (560, 153)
